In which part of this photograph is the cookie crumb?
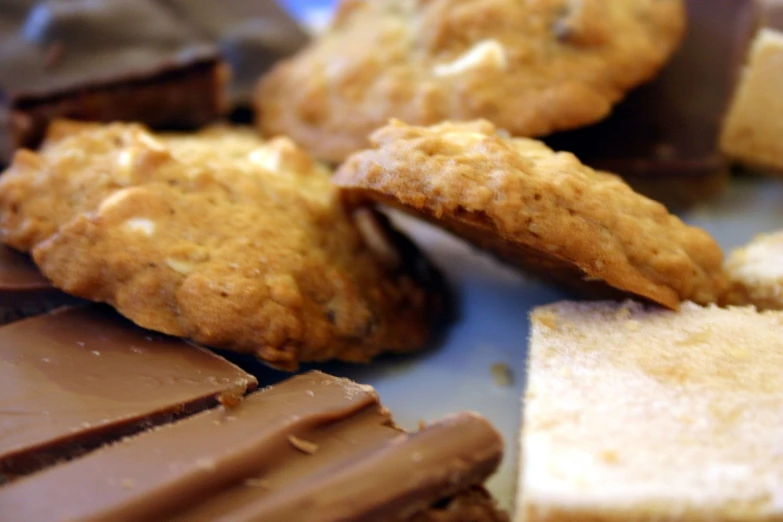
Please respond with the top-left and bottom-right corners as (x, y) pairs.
(218, 384), (245, 408)
(288, 435), (319, 454)
(491, 363), (513, 387)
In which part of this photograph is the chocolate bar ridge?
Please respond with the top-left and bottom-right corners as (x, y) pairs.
(0, 306), (257, 480)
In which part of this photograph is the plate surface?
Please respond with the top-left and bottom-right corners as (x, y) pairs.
(266, 2), (783, 513)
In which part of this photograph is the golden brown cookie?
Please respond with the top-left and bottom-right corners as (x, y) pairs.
(256, 0), (686, 163)
(0, 122), (448, 370)
(723, 231), (783, 311)
(334, 120), (726, 309)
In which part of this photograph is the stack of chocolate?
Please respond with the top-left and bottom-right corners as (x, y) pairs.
(0, 308), (505, 520)
(0, 0), (308, 163)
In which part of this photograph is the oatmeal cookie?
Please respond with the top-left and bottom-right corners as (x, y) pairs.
(256, 0), (686, 163)
(723, 231), (783, 310)
(0, 121), (447, 370)
(334, 120), (726, 309)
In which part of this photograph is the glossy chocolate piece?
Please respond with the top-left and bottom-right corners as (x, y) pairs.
(546, 0), (759, 208)
(160, 0), (309, 107)
(0, 244), (80, 324)
(761, 0), (783, 29)
(0, 306), (257, 480)
(0, 371), (505, 522)
(0, 0), (225, 163)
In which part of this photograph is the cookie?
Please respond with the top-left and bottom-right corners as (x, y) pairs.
(0, 121), (448, 370)
(720, 29), (783, 173)
(519, 300), (783, 522)
(334, 120), (726, 309)
(723, 231), (783, 310)
(256, 0), (686, 163)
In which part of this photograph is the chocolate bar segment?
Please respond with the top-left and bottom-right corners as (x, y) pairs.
(760, 0), (783, 29)
(0, 0), (226, 163)
(160, 0), (309, 108)
(546, 0), (759, 208)
(0, 244), (79, 324)
(0, 371), (506, 522)
(0, 306), (257, 480)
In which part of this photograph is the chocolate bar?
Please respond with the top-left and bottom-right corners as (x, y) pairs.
(0, 306), (257, 480)
(0, 371), (507, 521)
(546, 0), (759, 208)
(761, 0), (783, 29)
(160, 0), (309, 109)
(0, 245), (80, 324)
(0, 0), (226, 164)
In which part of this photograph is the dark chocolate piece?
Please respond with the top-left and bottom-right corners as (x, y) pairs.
(160, 0), (309, 108)
(0, 0), (226, 163)
(0, 371), (506, 522)
(0, 306), (257, 480)
(0, 244), (80, 324)
(761, 0), (783, 29)
(546, 0), (759, 208)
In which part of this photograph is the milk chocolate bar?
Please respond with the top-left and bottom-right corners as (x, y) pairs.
(160, 0), (309, 109)
(0, 371), (508, 522)
(0, 245), (80, 324)
(546, 0), (759, 208)
(0, 306), (257, 480)
(0, 0), (226, 164)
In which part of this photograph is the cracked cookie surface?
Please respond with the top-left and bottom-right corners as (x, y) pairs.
(256, 0), (686, 163)
(334, 119), (726, 309)
(0, 121), (447, 369)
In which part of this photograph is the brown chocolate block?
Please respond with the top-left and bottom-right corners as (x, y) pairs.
(159, 0), (309, 109)
(546, 0), (759, 209)
(760, 0), (783, 29)
(0, 244), (80, 324)
(0, 306), (257, 480)
(0, 371), (507, 522)
(0, 0), (227, 164)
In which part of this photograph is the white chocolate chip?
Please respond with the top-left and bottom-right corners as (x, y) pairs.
(166, 258), (195, 275)
(117, 149), (133, 169)
(249, 147), (281, 172)
(124, 218), (156, 236)
(98, 189), (135, 213)
(137, 131), (166, 151)
(433, 39), (508, 77)
(442, 131), (488, 147)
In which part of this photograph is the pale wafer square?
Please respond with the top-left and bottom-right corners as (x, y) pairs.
(519, 300), (783, 521)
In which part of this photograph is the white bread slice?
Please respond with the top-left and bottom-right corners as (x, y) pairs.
(517, 300), (783, 522)
(720, 29), (783, 173)
(724, 231), (783, 310)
